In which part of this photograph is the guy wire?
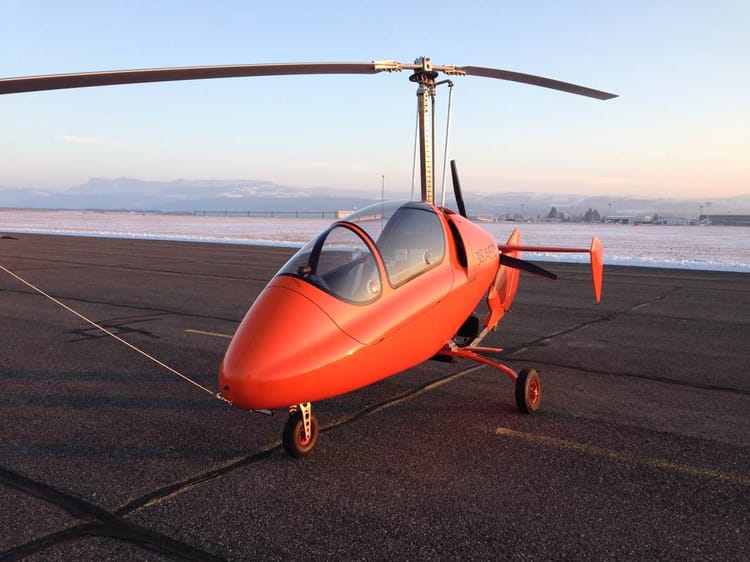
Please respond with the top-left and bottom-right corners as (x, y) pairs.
(0, 262), (230, 403)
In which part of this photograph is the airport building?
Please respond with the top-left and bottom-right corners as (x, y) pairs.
(699, 214), (750, 226)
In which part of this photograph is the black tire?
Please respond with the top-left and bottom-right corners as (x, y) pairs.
(515, 368), (541, 414)
(282, 410), (320, 458)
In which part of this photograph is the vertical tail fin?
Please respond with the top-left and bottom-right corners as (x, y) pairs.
(485, 229), (521, 330)
(590, 236), (603, 302)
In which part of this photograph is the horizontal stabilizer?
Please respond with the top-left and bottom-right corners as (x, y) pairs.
(499, 254), (557, 280)
(498, 237), (604, 302)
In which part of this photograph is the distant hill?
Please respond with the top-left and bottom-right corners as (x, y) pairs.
(1, 177), (748, 220)
(462, 192), (750, 220)
(0, 178), (382, 214)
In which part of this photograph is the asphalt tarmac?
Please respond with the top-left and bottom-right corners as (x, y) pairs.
(0, 233), (748, 561)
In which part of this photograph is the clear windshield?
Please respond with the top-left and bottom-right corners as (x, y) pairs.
(343, 200), (407, 244)
(278, 224), (381, 303)
(278, 200), (446, 300)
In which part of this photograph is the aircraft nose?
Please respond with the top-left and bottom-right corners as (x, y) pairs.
(219, 282), (362, 410)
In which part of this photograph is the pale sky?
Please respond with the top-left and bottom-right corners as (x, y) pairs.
(1, 0), (748, 199)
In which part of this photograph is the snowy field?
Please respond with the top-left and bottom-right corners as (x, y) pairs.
(1, 209), (749, 272)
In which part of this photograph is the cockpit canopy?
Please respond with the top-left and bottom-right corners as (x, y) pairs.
(278, 201), (446, 303)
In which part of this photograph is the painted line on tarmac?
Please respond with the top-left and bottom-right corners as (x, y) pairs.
(495, 426), (749, 486)
(185, 328), (233, 339)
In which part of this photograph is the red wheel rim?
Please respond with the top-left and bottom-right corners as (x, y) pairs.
(528, 378), (540, 404)
(297, 426), (311, 446)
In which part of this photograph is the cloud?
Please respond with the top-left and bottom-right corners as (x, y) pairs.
(505, 173), (630, 187)
(57, 134), (112, 146)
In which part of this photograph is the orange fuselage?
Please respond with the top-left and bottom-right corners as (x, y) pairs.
(219, 204), (502, 410)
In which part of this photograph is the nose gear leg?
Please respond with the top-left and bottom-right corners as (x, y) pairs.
(283, 402), (320, 458)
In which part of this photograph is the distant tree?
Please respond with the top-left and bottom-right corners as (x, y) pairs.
(583, 208), (601, 222)
(547, 206), (559, 220)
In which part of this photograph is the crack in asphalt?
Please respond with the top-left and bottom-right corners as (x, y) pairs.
(504, 290), (674, 357)
(511, 358), (750, 397)
(0, 466), (226, 561)
(0, 252), (277, 283)
(4, 285), (244, 324)
(67, 315), (164, 343)
(0, 366), (482, 561)
(500, 288), (750, 396)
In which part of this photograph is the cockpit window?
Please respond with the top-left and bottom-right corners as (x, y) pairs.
(344, 200), (405, 243)
(278, 225), (381, 303)
(374, 204), (446, 286)
(279, 201), (446, 301)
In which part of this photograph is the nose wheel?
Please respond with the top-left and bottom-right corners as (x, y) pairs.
(282, 402), (320, 458)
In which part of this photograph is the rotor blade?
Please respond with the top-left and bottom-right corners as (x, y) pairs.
(500, 254), (558, 280)
(0, 62), (380, 95)
(450, 160), (468, 218)
(1, 60), (618, 100)
(458, 66), (617, 100)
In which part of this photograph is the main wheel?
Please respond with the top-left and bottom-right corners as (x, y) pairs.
(282, 410), (320, 458)
(515, 368), (541, 414)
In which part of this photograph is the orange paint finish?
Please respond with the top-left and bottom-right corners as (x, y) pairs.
(498, 235), (604, 303)
(219, 204), (502, 411)
(218, 200), (602, 413)
(328, 255), (455, 345)
(590, 236), (604, 302)
(445, 213), (500, 282)
(219, 283), (365, 409)
(485, 229), (522, 330)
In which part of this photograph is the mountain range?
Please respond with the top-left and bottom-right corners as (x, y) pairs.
(2, 177), (748, 220)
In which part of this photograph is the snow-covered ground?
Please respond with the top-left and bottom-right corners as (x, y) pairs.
(2, 209), (748, 272)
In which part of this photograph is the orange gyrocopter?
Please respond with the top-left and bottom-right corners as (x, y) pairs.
(0, 58), (615, 457)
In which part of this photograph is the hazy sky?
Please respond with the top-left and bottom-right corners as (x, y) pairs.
(1, 1), (748, 199)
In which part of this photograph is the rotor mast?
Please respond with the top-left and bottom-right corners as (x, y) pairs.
(410, 58), (439, 205)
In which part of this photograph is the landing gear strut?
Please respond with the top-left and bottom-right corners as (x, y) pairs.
(282, 402), (320, 458)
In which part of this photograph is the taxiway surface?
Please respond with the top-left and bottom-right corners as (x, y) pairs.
(1, 233), (748, 560)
